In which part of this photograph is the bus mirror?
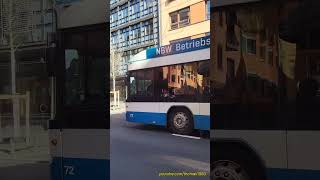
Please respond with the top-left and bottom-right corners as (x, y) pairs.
(46, 47), (56, 76)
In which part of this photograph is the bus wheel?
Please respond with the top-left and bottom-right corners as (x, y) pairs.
(169, 108), (193, 135)
(211, 160), (250, 180)
(211, 148), (265, 180)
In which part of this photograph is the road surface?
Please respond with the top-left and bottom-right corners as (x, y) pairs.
(111, 112), (210, 180)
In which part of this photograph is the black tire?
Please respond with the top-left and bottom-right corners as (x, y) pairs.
(168, 108), (194, 135)
(211, 147), (266, 180)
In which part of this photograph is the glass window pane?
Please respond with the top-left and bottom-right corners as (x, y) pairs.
(65, 49), (85, 105)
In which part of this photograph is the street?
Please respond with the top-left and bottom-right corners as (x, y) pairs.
(111, 112), (210, 180)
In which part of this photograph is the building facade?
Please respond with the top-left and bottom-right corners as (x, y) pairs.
(159, 0), (210, 45)
(0, 0), (55, 116)
(110, 0), (159, 77)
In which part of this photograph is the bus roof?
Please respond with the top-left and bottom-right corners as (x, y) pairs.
(56, 0), (108, 29)
(128, 48), (209, 71)
(128, 36), (210, 71)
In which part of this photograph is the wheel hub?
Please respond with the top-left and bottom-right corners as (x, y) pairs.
(173, 112), (188, 129)
(211, 161), (250, 180)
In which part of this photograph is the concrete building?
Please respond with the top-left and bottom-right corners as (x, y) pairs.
(110, 0), (159, 77)
(159, 0), (210, 45)
(0, 0), (55, 116)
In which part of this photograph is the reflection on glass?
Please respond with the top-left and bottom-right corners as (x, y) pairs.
(65, 49), (84, 105)
(211, 0), (320, 130)
(128, 61), (210, 102)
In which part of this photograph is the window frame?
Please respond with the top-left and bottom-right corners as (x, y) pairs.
(170, 7), (190, 30)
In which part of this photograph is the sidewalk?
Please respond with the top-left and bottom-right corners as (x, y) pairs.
(0, 128), (49, 168)
(110, 102), (126, 115)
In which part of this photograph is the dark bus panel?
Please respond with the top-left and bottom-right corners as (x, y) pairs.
(211, 0), (320, 179)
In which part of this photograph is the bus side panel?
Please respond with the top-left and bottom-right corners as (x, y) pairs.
(159, 102), (210, 130)
(126, 102), (165, 126)
(195, 103), (210, 130)
(279, 131), (320, 180)
(50, 129), (63, 180)
(212, 130), (287, 170)
(126, 102), (210, 130)
(61, 129), (110, 180)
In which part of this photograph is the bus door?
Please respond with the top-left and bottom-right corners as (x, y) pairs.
(276, 1), (320, 177)
(286, 51), (320, 176)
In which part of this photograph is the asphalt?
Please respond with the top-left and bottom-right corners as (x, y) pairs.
(0, 111), (210, 180)
(110, 112), (210, 180)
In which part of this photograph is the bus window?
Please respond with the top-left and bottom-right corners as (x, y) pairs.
(65, 49), (85, 105)
(128, 69), (154, 101)
(278, 0), (320, 130)
(156, 61), (210, 102)
(211, 2), (282, 130)
(198, 61), (211, 102)
(87, 56), (107, 104)
(129, 73), (137, 96)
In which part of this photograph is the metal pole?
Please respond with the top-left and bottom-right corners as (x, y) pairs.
(50, 77), (55, 120)
(25, 91), (30, 145)
(112, 51), (116, 107)
(125, 85), (128, 100)
(117, 90), (120, 108)
(9, 1), (20, 139)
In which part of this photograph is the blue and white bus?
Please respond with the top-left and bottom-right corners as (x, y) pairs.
(48, 0), (109, 179)
(126, 36), (211, 135)
(211, 0), (320, 180)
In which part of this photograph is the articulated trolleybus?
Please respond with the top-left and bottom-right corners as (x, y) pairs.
(211, 0), (320, 180)
(48, 0), (109, 179)
(126, 36), (210, 135)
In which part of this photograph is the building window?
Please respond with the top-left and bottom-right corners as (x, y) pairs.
(227, 58), (235, 81)
(143, 19), (154, 41)
(129, 0), (140, 21)
(217, 44), (223, 70)
(170, 12), (179, 29)
(118, 4), (129, 25)
(218, 12), (223, 26)
(130, 23), (141, 45)
(179, 8), (190, 27)
(170, 7), (190, 30)
(247, 39), (256, 54)
(142, 0), (154, 15)
(241, 35), (256, 55)
(171, 75), (176, 82)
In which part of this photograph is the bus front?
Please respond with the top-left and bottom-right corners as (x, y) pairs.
(48, 1), (109, 179)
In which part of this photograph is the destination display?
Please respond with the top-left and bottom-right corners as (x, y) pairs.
(147, 36), (210, 59)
